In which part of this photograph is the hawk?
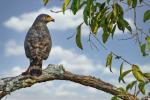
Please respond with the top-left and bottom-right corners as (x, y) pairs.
(22, 14), (54, 76)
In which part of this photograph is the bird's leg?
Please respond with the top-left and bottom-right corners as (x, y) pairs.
(22, 59), (33, 76)
(29, 59), (42, 76)
(21, 59), (34, 76)
(22, 59), (42, 76)
(21, 67), (30, 76)
(29, 61), (42, 76)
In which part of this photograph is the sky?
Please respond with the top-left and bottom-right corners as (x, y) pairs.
(0, 0), (150, 100)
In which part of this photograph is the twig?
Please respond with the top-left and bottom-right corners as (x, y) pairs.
(50, 8), (70, 13)
(111, 52), (133, 66)
(91, 33), (108, 50)
(66, 33), (76, 40)
(88, 34), (96, 50)
(133, 8), (141, 45)
(118, 33), (138, 41)
(88, 33), (99, 51)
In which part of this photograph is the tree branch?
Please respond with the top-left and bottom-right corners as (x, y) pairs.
(0, 64), (138, 100)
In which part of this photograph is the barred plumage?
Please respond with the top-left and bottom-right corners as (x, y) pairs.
(22, 14), (54, 76)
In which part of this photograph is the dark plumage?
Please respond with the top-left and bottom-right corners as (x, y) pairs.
(22, 14), (54, 76)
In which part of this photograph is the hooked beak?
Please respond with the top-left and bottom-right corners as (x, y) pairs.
(51, 18), (55, 22)
(46, 16), (55, 22)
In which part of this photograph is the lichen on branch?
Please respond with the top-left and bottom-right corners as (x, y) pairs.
(0, 64), (138, 100)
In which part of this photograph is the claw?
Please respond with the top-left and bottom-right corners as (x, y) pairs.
(22, 68), (42, 77)
(29, 69), (42, 76)
(22, 68), (30, 76)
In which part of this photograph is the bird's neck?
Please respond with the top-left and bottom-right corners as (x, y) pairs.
(33, 21), (46, 27)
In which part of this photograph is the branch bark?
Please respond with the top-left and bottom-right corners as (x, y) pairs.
(0, 64), (139, 100)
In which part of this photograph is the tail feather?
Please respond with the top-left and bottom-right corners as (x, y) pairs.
(22, 58), (42, 76)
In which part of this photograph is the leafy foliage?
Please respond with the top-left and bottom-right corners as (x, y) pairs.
(42, 0), (150, 99)
(116, 87), (127, 95)
(143, 72), (150, 80)
(132, 65), (144, 82)
(146, 36), (150, 50)
(106, 52), (113, 72)
(138, 82), (146, 94)
(119, 63), (132, 83)
(140, 43), (148, 56)
(76, 23), (83, 49)
(61, 0), (133, 44)
(62, 0), (71, 13)
(126, 81), (137, 91)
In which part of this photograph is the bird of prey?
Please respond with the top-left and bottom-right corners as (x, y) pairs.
(22, 14), (55, 76)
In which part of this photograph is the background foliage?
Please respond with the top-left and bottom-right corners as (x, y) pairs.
(43, 0), (150, 99)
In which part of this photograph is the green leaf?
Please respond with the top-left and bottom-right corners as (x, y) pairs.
(76, 23), (83, 49)
(119, 63), (124, 83)
(71, 0), (81, 15)
(146, 36), (150, 50)
(127, 0), (132, 6)
(122, 19), (132, 32)
(111, 96), (119, 100)
(43, 0), (49, 6)
(62, 0), (71, 13)
(113, 3), (124, 18)
(116, 87), (126, 94)
(119, 69), (132, 83)
(120, 63), (123, 75)
(117, 18), (132, 32)
(111, 25), (116, 38)
(100, 17), (107, 27)
(83, 6), (89, 25)
(108, 22), (113, 33)
(143, 72), (150, 80)
(117, 4), (124, 17)
(138, 82), (146, 94)
(76, 0), (81, 9)
(106, 52), (113, 72)
(132, 65), (145, 82)
(126, 81), (137, 91)
(140, 43), (148, 56)
(79, 1), (87, 9)
(117, 19), (125, 32)
(113, 4), (118, 17)
(90, 18), (99, 35)
(132, 0), (137, 8)
(102, 30), (110, 43)
(88, 0), (94, 17)
(113, 3), (117, 17)
(144, 10), (150, 22)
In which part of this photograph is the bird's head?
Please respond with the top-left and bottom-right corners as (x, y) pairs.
(36, 14), (55, 23)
